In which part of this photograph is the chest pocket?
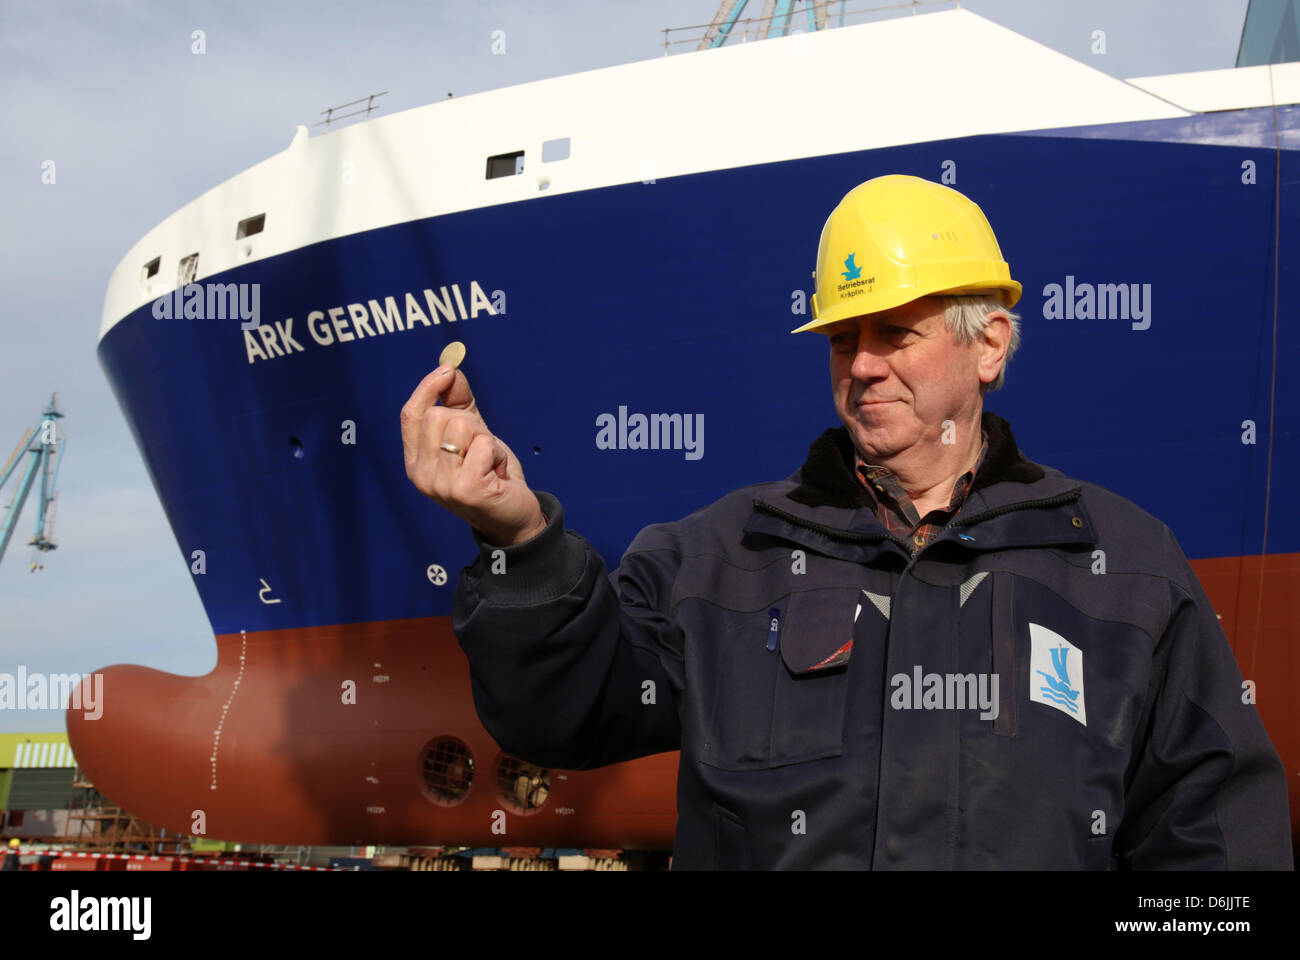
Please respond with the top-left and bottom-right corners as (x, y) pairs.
(700, 586), (862, 770)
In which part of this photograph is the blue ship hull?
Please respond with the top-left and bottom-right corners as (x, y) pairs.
(82, 106), (1300, 850)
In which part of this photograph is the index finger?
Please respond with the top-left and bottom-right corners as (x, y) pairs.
(401, 367), (485, 466)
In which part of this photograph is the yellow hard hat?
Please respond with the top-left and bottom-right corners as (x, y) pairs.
(794, 174), (1021, 334)
(7, 838), (19, 848)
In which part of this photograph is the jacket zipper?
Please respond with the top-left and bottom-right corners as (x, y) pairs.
(753, 487), (1083, 553)
(752, 499), (913, 552)
(940, 489), (1083, 529)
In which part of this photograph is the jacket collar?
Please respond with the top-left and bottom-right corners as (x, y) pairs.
(787, 410), (1045, 510)
(745, 411), (1095, 560)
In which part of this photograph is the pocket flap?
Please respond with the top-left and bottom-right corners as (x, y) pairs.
(778, 588), (866, 674)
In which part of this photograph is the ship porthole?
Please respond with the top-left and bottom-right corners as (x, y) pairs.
(494, 753), (549, 816)
(418, 736), (474, 807)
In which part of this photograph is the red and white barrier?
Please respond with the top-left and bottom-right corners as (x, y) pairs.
(8, 848), (344, 871)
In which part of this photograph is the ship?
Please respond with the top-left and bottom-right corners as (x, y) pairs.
(74, 3), (1299, 860)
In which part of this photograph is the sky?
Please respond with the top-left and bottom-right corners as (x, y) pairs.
(0, 0), (1253, 734)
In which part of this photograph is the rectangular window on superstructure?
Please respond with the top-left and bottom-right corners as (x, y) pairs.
(542, 138), (570, 162)
(486, 150), (524, 179)
(236, 214), (266, 239)
(142, 257), (160, 281)
(178, 252), (199, 286)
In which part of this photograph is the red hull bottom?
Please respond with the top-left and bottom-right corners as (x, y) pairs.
(66, 616), (679, 848)
(65, 554), (1298, 859)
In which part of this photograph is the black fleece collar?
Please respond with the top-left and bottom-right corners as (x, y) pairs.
(788, 410), (1045, 509)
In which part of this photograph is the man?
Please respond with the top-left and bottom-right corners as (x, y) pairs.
(2, 838), (20, 872)
(402, 174), (1292, 869)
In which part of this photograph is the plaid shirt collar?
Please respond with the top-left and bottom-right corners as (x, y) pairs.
(853, 430), (989, 547)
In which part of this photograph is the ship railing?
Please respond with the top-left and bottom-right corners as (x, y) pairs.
(314, 92), (390, 131)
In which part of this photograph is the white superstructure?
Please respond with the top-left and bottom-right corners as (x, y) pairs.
(101, 8), (1208, 342)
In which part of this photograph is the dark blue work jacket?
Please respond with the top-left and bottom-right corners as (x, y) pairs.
(453, 411), (1293, 869)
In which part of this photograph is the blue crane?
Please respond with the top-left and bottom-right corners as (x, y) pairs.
(0, 393), (66, 572)
(698, 0), (833, 49)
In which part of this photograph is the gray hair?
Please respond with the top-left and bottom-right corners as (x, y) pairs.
(939, 295), (1021, 393)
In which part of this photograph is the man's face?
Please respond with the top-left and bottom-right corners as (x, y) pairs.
(826, 297), (985, 464)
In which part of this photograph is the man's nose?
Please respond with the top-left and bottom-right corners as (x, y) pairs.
(850, 337), (892, 381)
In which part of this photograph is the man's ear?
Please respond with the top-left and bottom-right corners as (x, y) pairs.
(977, 310), (1012, 389)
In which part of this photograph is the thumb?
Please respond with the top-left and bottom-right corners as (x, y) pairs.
(438, 368), (481, 418)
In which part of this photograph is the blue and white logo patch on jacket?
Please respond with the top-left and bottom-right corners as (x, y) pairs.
(1028, 623), (1087, 727)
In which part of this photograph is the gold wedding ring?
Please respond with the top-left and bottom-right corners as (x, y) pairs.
(439, 441), (465, 457)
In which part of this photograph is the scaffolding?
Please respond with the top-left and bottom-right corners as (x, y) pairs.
(62, 766), (183, 855)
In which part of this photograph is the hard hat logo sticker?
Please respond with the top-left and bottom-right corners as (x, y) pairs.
(836, 252), (875, 299)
